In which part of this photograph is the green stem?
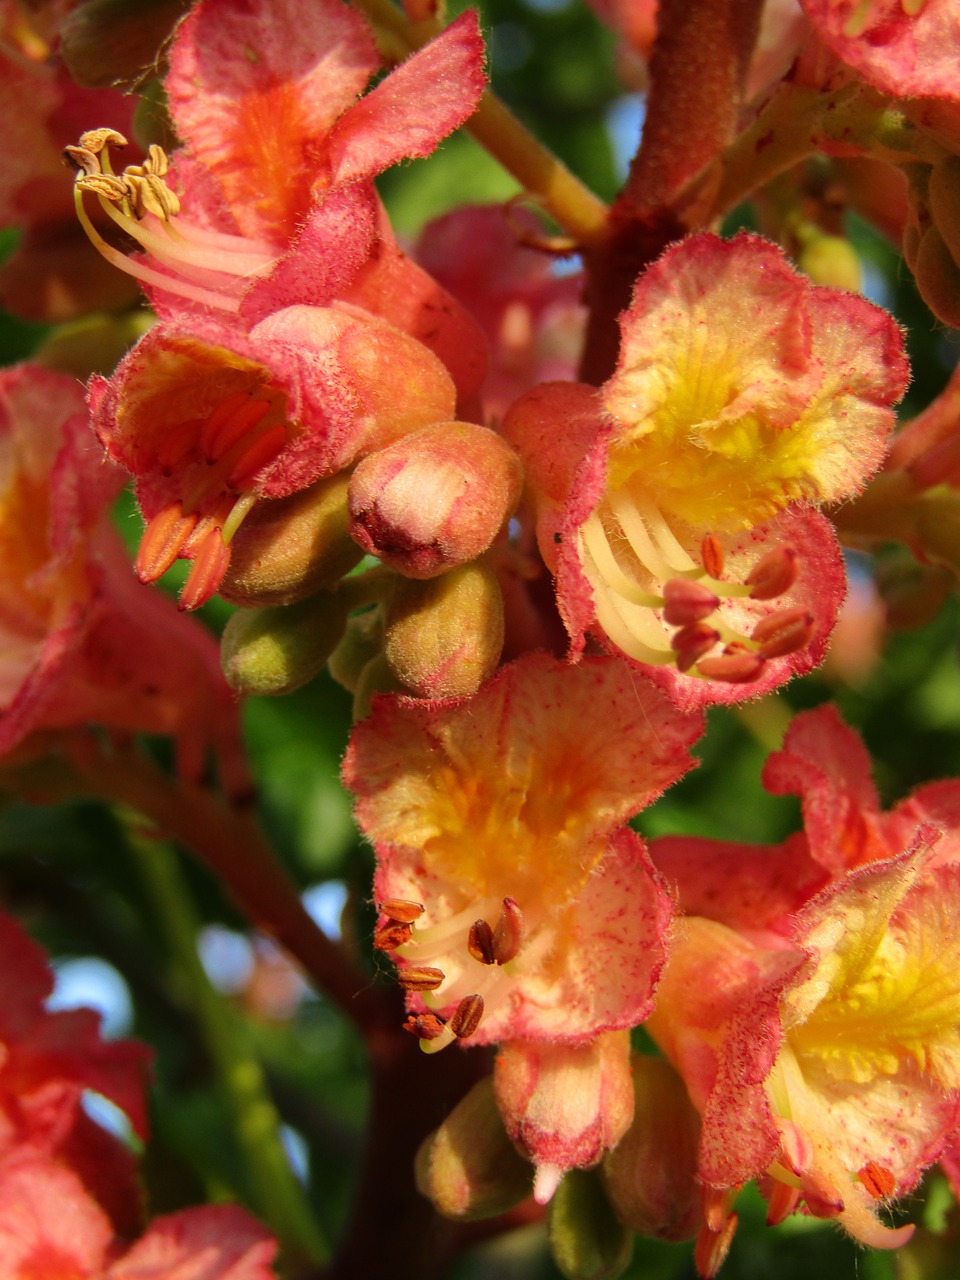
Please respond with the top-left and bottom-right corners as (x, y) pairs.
(351, 0), (610, 245)
(125, 822), (328, 1267)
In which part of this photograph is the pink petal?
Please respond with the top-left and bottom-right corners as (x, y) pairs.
(108, 1204), (277, 1280)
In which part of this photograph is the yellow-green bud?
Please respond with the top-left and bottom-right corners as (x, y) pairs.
(351, 652), (406, 721)
(220, 593), (348, 696)
(797, 233), (862, 292)
(220, 474), (363, 607)
(928, 156), (960, 269)
(327, 607), (384, 695)
(414, 1077), (532, 1221)
(912, 224), (960, 329)
(384, 562), (504, 699)
(547, 1168), (633, 1280)
(602, 1056), (702, 1242)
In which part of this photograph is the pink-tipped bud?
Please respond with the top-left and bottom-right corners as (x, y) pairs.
(603, 1056), (702, 1242)
(384, 562), (505, 699)
(662, 579), (720, 626)
(695, 647), (765, 684)
(494, 1033), (634, 1199)
(415, 1076), (532, 1221)
(671, 622), (720, 672)
(348, 423), (523, 579)
(745, 546), (797, 600)
(751, 607), (815, 658)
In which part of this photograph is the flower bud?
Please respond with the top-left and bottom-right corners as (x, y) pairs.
(384, 562), (504, 699)
(348, 423), (523, 579)
(547, 1168), (633, 1280)
(913, 488), (960, 578)
(327, 608), (384, 694)
(352, 652), (406, 721)
(414, 1076), (532, 1221)
(219, 474), (363, 607)
(912, 224), (960, 329)
(220, 593), (348, 696)
(928, 155), (960, 269)
(797, 233), (862, 293)
(602, 1055), (702, 1242)
(494, 1033), (634, 1207)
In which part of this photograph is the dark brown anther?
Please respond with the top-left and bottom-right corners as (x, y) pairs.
(449, 993), (484, 1039)
(379, 898), (425, 924)
(858, 1162), (895, 1201)
(696, 647), (766, 684)
(492, 897), (524, 965)
(751, 608), (815, 658)
(701, 533), (724, 579)
(403, 1012), (447, 1040)
(397, 965), (445, 992)
(467, 919), (496, 965)
(745, 547), (798, 600)
(373, 922), (412, 951)
(671, 622), (720, 671)
(662, 578), (720, 626)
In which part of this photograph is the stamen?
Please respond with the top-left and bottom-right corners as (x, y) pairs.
(403, 1012), (446, 1040)
(492, 897), (524, 965)
(201, 392), (268, 460)
(157, 420), (205, 473)
(374, 922), (412, 951)
(696, 646), (765, 684)
(746, 547), (798, 600)
(662, 578), (720, 626)
(227, 422), (288, 489)
(379, 899), (425, 924)
(449, 993), (484, 1039)
(701, 533), (724, 578)
(671, 622), (721, 671)
(221, 492), (259, 546)
(800, 1169), (844, 1219)
(764, 1179), (801, 1226)
(581, 514), (662, 608)
(397, 966), (446, 992)
(751, 608), (814, 659)
(179, 525), (232, 611)
(136, 505), (198, 583)
(858, 1162), (895, 1201)
(467, 919), (496, 965)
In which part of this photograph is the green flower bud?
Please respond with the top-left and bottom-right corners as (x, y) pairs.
(547, 1168), (632, 1280)
(220, 593), (348, 696)
(414, 1076), (532, 1221)
(327, 607), (384, 695)
(384, 562), (504, 699)
(220, 474), (364, 608)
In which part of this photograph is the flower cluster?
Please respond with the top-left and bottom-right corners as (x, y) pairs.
(5, 0), (960, 1276)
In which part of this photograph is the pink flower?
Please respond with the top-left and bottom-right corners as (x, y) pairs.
(88, 306), (459, 608)
(505, 233), (908, 710)
(0, 1151), (276, 1280)
(0, 363), (245, 791)
(344, 651), (702, 1052)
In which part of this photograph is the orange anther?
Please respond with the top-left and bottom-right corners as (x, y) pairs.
(751, 608), (814, 658)
(701, 533), (724, 579)
(379, 899), (424, 924)
(179, 525), (232, 610)
(745, 546), (798, 600)
(449, 993), (484, 1038)
(136, 504), (198, 583)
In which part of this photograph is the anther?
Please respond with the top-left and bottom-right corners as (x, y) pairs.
(136, 505), (198, 583)
(671, 622), (720, 672)
(800, 1169), (844, 1219)
(746, 547), (798, 600)
(397, 966), (446, 992)
(403, 1012), (446, 1040)
(701, 533), (724, 579)
(492, 897), (524, 965)
(179, 525), (232, 611)
(751, 608), (814, 658)
(696, 646), (766, 684)
(467, 919), (496, 965)
(78, 128), (128, 155)
(662, 578), (720, 626)
(449, 993), (484, 1039)
(858, 1162), (895, 1201)
(379, 899), (424, 924)
(373, 922), (412, 951)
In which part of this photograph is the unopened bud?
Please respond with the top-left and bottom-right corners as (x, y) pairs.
(348, 423), (523, 579)
(547, 1168), (633, 1280)
(414, 1076), (532, 1220)
(220, 474), (363, 607)
(351, 652), (406, 721)
(384, 562), (504, 698)
(928, 155), (960, 269)
(602, 1056), (702, 1242)
(874, 554), (951, 630)
(913, 489), (960, 577)
(797, 232), (862, 292)
(220, 592), (348, 696)
(912, 224), (960, 329)
(327, 608), (384, 695)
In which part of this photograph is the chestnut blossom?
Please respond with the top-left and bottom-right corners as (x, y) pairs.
(88, 307), (457, 608)
(0, 363), (245, 789)
(645, 707), (960, 1263)
(344, 651), (703, 1053)
(67, 0), (488, 397)
(505, 233), (908, 709)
